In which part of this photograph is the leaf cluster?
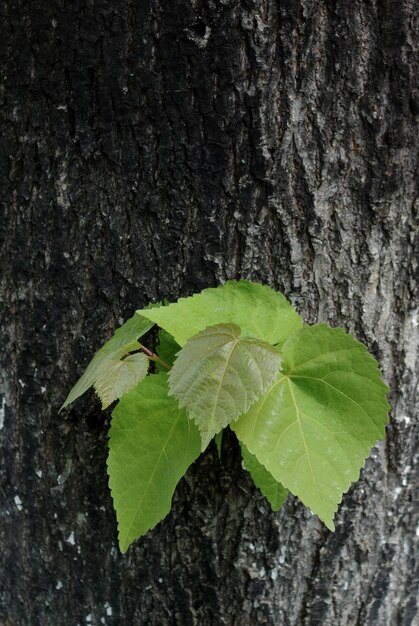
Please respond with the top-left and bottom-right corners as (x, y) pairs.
(63, 281), (389, 552)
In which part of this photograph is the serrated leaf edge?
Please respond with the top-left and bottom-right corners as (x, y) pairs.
(233, 324), (390, 529)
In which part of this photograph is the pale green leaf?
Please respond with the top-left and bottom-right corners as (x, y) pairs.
(232, 325), (389, 530)
(94, 352), (149, 409)
(137, 280), (302, 347)
(108, 373), (201, 553)
(62, 312), (155, 409)
(155, 329), (180, 372)
(240, 443), (288, 511)
(169, 323), (282, 450)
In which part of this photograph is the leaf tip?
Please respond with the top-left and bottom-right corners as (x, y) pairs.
(200, 437), (211, 453)
(118, 536), (130, 554)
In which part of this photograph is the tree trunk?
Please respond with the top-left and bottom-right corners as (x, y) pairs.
(1, 1), (417, 625)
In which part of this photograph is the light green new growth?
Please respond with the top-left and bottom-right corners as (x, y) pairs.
(232, 325), (389, 529)
(108, 373), (201, 553)
(94, 352), (149, 409)
(240, 444), (288, 511)
(137, 280), (302, 347)
(63, 280), (389, 551)
(168, 323), (282, 450)
(61, 312), (154, 410)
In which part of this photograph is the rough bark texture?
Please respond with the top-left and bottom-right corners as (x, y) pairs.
(0, 1), (418, 625)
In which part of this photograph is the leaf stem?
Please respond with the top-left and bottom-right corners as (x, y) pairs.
(139, 344), (171, 371)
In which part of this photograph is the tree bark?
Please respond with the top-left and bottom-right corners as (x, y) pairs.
(0, 1), (417, 625)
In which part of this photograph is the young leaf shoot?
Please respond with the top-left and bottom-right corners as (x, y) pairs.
(63, 281), (389, 551)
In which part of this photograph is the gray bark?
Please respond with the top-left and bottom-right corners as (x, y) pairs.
(0, 0), (417, 625)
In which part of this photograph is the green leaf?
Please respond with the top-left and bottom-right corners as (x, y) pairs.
(240, 443), (288, 511)
(108, 373), (201, 553)
(168, 323), (282, 450)
(232, 325), (389, 530)
(137, 280), (302, 347)
(155, 329), (180, 372)
(94, 352), (149, 409)
(62, 312), (155, 410)
(214, 430), (223, 460)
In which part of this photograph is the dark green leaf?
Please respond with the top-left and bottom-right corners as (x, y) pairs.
(155, 329), (180, 372)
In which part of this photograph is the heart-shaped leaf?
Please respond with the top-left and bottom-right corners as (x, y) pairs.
(232, 325), (389, 529)
(94, 352), (149, 409)
(169, 323), (282, 450)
